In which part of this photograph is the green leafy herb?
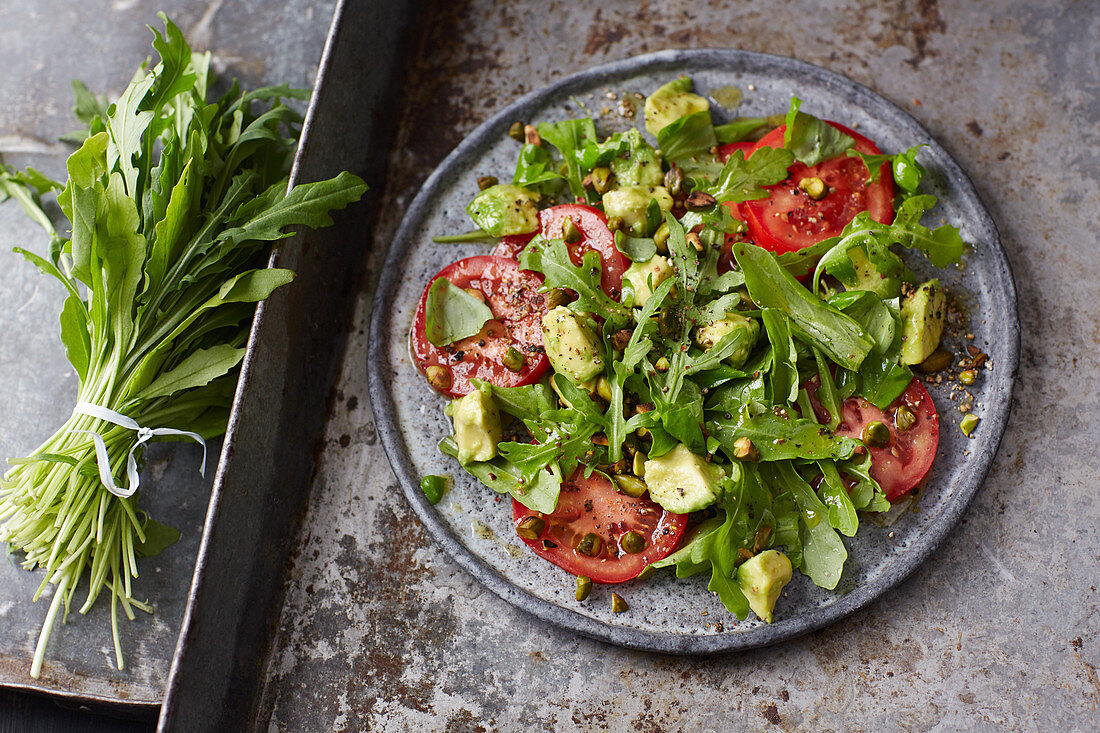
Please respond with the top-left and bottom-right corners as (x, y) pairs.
(536, 118), (599, 203)
(714, 117), (768, 144)
(656, 110), (717, 166)
(615, 232), (657, 263)
(809, 195), (965, 299)
(0, 14), (366, 677)
(423, 277), (494, 347)
(733, 241), (874, 370)
(782, 97), (855, 167)
(519, 237), (627, 319)
(513, 142), (563, 193)
(439, 437), (560, 513)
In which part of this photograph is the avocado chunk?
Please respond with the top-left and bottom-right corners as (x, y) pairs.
(466, 184), (540, 237)
(644, 77), (710, 136)
(448, 389), (502, 464)
(643, 444), (725, 514)
(602, 185), (673, 236)
(737, 549), (793, 623)
(694, 313), (760, 368)
(847, 246), (903, 298)
(899, 278), (947, 365)
(610, 129), (664, 187)
(542, 306), (604, 383)
(623, 255), (674, 307)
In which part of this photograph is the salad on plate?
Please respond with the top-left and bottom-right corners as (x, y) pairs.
(408, 76), (970, 624)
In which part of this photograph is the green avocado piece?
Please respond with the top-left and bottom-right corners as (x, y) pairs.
(643, 444), (725, 514)
(899, 278), (947, 365)
(644, 77), (710, 136)
(602, 185), (672, 236)
(623, 255), (674, 307)
(447, 389), (502, 464)
(466, 184), (540, 237)
(847, 246), (903, 298)
(611, 129), (665, 187)
(737, 549), (793, 623)
(541, 306), (604, 383)
(694, 313), (760, 368)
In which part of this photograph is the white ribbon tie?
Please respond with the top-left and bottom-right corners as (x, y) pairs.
(70, 401), (207, 498)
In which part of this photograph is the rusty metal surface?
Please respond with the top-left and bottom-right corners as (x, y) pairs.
(0, 0), (337, 710)
(256, 0), (1099, 730)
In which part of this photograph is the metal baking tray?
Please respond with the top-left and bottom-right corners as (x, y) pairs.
(157, 1), (417, 730)
(0, 0), (413, 724)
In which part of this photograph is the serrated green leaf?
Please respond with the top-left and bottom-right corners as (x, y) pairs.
(215, 171), (367, 246)
(137, 344), (246, 400)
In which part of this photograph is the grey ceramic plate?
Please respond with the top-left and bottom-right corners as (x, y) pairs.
(368, 49), (1019, 654)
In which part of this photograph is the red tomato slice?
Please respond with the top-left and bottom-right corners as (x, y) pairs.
(717, 141), (756, 161)
(808, 378), (939, 501)
(512, 471), (688, 584)
(492, 204), (626, 297)
(738, 122), (895, 254)
(492, 232), (535, 260)
(411, 256), (549, 398)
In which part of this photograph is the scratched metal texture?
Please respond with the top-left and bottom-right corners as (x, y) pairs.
(0, 0), (337, 711)
(255, 0), (1099, 730)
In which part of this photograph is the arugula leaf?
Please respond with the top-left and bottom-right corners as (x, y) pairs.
(615, 232), (657, 263)
(829, 291), (913, 409)
(761, 462), (847, 589)
(657, 378), (707, 454)
(604, 276), (674, 462)
(680, 146), (793, 234)
(440, 437), (560, 513)
(890, 194), (966, 267)
(702, 146), (794, 204)
(816, 460), (858, 536)
(519, 237), (627, 319)
(714, 117), (767, 144)
(733, 241), (874, 370)
(710, 412), (861, 462)
(513, 142), (563, 193)
(657, 110), (717, 166)
(648, 516), (724, 577)
(810, 196), (965, 297)
(782, 97), (855, 167)
(423, 277), (494, 347)
(848, 144), (926, 191)
(472, 380), (557, 428)
(536, 118), (599, 203)
(760, 309), (798, 404)
(838, 453), (890, 512)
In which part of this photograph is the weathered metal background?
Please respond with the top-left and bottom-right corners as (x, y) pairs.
(2, 0), (1096, 729)
(255, 0), (1099, 730)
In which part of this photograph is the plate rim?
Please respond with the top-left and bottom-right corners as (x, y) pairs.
(367, 47), (1021, 654)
